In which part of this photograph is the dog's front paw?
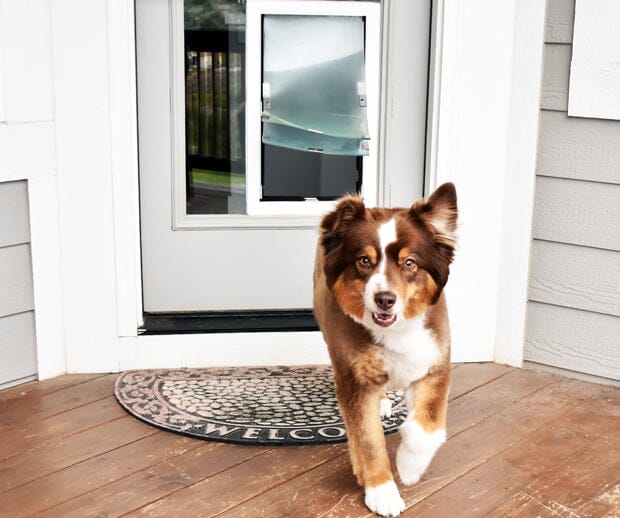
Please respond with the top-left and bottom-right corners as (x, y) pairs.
(396, 420), (446, 485)
(364, 480), (406, 517)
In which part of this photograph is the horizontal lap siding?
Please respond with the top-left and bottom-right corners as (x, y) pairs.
(0, 181), (37, 389)
(529, 241), (619, 316)
(525, 303), (619, 380)
(525, 0), (619, 381)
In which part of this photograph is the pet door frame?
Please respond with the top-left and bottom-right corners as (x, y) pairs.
(245, 0), (381, 216)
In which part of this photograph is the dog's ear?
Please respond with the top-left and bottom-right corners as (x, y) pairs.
(320, 194), (366, 234)
(409, 182), (458, 248)
(320, 194), (366, 253)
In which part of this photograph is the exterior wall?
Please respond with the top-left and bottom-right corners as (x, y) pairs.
(0, 0), (65, 384)
(0, 0), (549, 376)
(525, 0), (620, 381)
(0, 181), (37, 389)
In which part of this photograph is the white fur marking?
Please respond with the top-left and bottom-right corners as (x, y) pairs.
(379, 396), (393, 418)
(363, 219), (404, 326)
(365, 219), (398, 300)
(364, 480), (406, 517)
(378, 313), (440, 389)
(396, 418), (446, 486)
(377, 219), (397, 274)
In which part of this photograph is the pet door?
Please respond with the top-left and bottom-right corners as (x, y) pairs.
(245, 1), (380, 216)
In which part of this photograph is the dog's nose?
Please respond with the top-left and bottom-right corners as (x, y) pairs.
(374, 291), (396, 310)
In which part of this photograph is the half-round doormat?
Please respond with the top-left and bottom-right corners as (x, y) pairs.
(115, 365), (407, 446)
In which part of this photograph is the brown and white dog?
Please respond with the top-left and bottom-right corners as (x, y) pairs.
(313, 183), (458, 517)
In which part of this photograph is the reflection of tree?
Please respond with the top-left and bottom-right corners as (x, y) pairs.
(184, 0), (245, 30)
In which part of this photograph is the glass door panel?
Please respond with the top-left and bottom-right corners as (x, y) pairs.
(184, 0), (246, 215)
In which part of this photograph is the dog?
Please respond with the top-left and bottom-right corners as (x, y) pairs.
(313, 183), (457, 517)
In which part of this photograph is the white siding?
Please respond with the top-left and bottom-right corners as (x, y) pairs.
(533, 176), (620, 251)
(526, 303), (619, 380)
(529, 241), (619, 316)
(526, 0), (620, 382)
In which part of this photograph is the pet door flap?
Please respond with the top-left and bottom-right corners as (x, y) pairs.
(261, 15), (370, 156)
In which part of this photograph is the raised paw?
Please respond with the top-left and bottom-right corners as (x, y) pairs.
(396, 420), (446, 486)
(364, 480), (406, 517)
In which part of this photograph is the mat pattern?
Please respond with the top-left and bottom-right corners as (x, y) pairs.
(115, 366), (408, 446)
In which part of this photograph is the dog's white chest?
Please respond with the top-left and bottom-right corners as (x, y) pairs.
(375, 317), (440, 390)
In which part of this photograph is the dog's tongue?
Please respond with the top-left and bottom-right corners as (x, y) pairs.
(373, 313), (397, 327)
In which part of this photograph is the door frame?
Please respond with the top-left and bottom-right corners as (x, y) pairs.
(32, 0), (546, 375)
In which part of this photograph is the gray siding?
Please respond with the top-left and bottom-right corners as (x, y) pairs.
(0, 181), (37, 389)
(525, 0), (619, 381)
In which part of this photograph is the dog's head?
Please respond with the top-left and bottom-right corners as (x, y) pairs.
(319, 183), (458, 331)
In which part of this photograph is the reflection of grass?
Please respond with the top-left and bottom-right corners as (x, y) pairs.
(190, 169), (245, 190)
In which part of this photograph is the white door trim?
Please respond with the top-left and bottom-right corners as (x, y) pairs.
(36, 0), (546, 375)
(427, 0), (545, 365)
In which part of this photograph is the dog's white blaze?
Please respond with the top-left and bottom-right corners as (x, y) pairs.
(364, 219), (398, 309)
(377, 219), (397, 275)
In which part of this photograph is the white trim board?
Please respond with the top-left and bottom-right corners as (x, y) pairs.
(428, 0), (545, 366)
(569, 0), (620, 120)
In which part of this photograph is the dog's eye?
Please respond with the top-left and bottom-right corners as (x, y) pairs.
(403, 258), (417, 271)
(358, 256), (371, 267)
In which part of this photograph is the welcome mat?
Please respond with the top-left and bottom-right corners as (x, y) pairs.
(114, 365), (407, 446)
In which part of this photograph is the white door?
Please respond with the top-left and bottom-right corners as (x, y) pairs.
(135, 0), (429, 322)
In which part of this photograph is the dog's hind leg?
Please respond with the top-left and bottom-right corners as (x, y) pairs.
(396, 363), (451, 486)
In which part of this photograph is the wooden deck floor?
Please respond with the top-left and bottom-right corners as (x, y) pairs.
(0, 363), (618, 517)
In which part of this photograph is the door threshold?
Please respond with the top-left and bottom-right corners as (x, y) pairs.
(140, 310), (319, 334)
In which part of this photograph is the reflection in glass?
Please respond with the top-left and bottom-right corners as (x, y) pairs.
(184, 0), (245, 215)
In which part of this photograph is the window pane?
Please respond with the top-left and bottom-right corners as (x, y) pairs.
(184, 0), (246, 215)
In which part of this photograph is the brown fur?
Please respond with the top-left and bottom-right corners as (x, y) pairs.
(313, 183), (458, 502)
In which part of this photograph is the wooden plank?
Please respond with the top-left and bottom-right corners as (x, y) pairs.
(73, 444), (342, 518)
(0, 243), (34, 317)
(446, 369), (557, 436)
(0, 312), (36, 389)
(0, 180), (30, 247)
(525, 302), (620, 381)
(0, 374), (117, 432)
(0, 432), (205, 517)
(529, 240), (620, 316)
(26, 365), (510, 516)
(207, 371), (554, 517)
(532, 176), (620, 250)
(545, 0), (574, 44)
(0, 415), (158, 492)
(0, 396), (126, 461)
(448, 362), (513, 401)
(409, 381), (615, 517)
(214, 374), (597, 517)
(0, 374), (102, 405)
(537, 110), (620, 184)
(494, 440), (619, 517)
(32, 443), (272, 518)
(540, 43), (570, 111)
